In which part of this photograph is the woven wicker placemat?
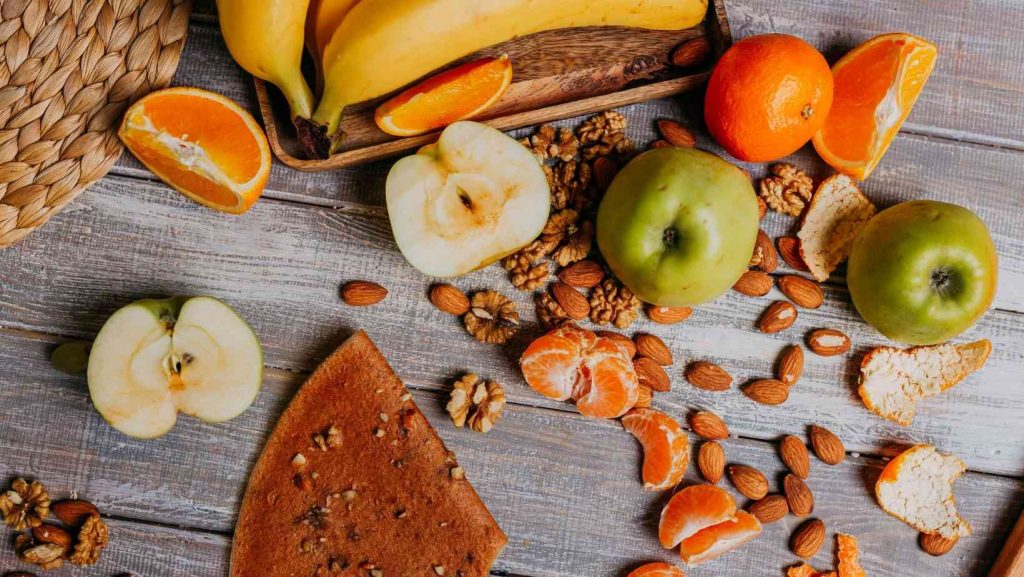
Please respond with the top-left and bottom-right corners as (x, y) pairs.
(0, 0), (191, 248)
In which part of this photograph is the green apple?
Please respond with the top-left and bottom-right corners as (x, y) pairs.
(87, 296), (263, 439)
(847, 200), (998, 345)
(596, 147), (759, 306)
(385, 121), (550, 278)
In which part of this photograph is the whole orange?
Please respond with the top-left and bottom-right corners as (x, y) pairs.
(704, 34), (833, 162)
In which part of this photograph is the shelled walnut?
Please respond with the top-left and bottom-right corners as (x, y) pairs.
(446, 374), (506, 433)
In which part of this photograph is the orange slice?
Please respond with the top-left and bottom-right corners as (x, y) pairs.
(679, 510), (762, 566)
(520, 325), (596, 402)
(812, 33), (937, 180)
(119, 87), (270, 214)
(659, 485), (737, 549)
(375, 55), (513, 137)
(627, 561), (687, 577)
(621, 408), (690, 491)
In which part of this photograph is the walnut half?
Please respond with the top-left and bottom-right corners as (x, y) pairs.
(446, 374), (506, 433)
(1, 477), (50, 530)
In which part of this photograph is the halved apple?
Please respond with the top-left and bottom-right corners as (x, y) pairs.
(385, 121), (550, 278)
(87, 296), (263, 439)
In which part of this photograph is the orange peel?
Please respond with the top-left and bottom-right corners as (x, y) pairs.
(797, 174), (876, 282)
(788, 564), (837, 577)
(875, 444), (972, 539)
(837, 533), (866, 577)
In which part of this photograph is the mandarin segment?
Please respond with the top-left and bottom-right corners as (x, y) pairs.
(679, 510), (762, 566)
(626, 561), (687, 577)
(622, 408), (690, 492)
(659, 485), (737, 549)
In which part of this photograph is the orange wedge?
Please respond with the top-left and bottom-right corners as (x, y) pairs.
(659, 485), (737, 549)
(119, 87), (270, 214)
(375, 55), (513, 137)
(812, 33), (937, 180)
(679, 510), (762, 566)
(621, 408), (690, 491)
(627, 562), (687, 577)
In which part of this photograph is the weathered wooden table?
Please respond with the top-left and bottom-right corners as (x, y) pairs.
(2, 1), (1023, 575)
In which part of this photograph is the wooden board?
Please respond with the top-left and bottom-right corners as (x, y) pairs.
(255, 0), (729, 170)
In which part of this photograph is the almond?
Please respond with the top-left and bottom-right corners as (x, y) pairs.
(633, 333), (672, 366)
(776, 345), (804, 386)
(777, 236), (810, 271)
(649, 139), (672, 149)
(784, 474), (814, 517)
(429, 283), (470, 315)
(685, 361), (732, 392)
(920, 532), (959, 557)
(645, 305), (692, 325)
(779, 435), (810, 479)
(341, 280), (387, 306)
(728, 464), (769, 500)
(51, 499), (99, 527)
(758, 301), (797, 333)
(551, 282), (590, 320)
(751, 229), (778, 273)
(698, 441), (725, 484)
(809, 424), (845, 465)
(593, 157), (618, 191)
(778, 275), (824, 309)
(757, 196), (767, 221)
(743, 379), (789, 405)
(657, 119), (696, 148)
(689, 410), (729, 440)
(791, 519), (826, 559)
(732, 270), (773, 297)
(748, 494), (789, 524)
(807, 328), (851, 356)
(596, 330), (636, 358)
(557, 260), (605, 288)
(32, 524), (72, 552)
(634, 356), (671, 392)
(670, 37), (711, 67)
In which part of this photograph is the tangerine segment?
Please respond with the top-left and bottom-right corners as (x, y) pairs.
(659, 485), (737, 549)
(679, 510), (762, 566)
(375, 55), (513, 137)
(621, 408), (690, 491)
(626, 561), (687, 577)
(575, 338), (639, 419)
(118, 87), (270, 214)
(813, 33), (937, 180)
(837, 533), (866, 577)
(520, 325), (594, 401)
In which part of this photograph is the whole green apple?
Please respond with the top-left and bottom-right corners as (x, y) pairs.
(596, 148), (759, 306)
(847, 200), (997, 345)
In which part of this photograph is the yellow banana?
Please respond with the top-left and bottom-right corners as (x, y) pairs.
(306, 0), (361, 57)
(307, 0), (708, 155)
(217, 0), (314, 121)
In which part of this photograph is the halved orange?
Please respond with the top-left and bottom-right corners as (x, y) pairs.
(813, 33), (937, 180)
(375, 55), (513, 137)
(621, 408), (690, 491)
(626, 561), (687, 577)
(679, 510), (762, 566)
(119, 87), (270, 214)
(659, 485), (737, 549)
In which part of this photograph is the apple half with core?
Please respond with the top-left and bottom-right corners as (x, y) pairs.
(847, 200), (997, 345)
(87, 296), (263, 439)
(597, 148), (760, 306)
(386, 121), (550, 278)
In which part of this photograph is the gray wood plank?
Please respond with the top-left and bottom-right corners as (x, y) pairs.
(0, 327), (1021, 577)
(1, 176), (1023, 478)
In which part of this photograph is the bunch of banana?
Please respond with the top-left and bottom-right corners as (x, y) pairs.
(217, 0), (709, 159)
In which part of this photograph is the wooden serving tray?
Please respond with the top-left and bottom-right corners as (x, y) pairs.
(255, 0), (731, 171)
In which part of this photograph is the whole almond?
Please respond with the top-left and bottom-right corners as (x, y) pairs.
(748, 494), (789, 524)
(920, 532), (959, 557)
(51, 499), (99, 527)
(751, 229), (778, 273)
(743, 379), (789, 405)
(784, 474), (814, 517)
(551, 282), (590, 320)
(778, 236), (810, 271)
(807, 329), (851, 356)
(429, 284), (470, 315)
(776, 345), (804, 386)
(780, 435), (810, 479)
(596, 330), (636, 357)
(634, 356), (671, 392)
(729, 465), (769, 500)
(32, 524), (73, 552)
(341, 280), (387, 306)
(758, 301), (798, 333)
(685, 361), (733, 392)
(778, 275), (824, 309)
(791, 519), (826, 559)
(634, 333), (672, 366)
(657, 119), (696, 148)
(757, 196), (767, 220)
(671, 37), (711, 67)
(593, 157), (618, 191)
(733, 270), (773, 297)
(698, 441), (725, 484)
(809, 425), (845, 465)
(645, 305), (692, 324)
(690, 410), (729, 440)
(557, 260), (605, 288)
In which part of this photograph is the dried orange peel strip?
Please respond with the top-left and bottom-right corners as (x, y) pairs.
(797, 174), (876, 282)
(621, 408), (690, 492)
(876, 444), (972, 539)
(836, 533), (866, 577)
(788, 564), (837, 577)
(858, 339), (991, 426)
